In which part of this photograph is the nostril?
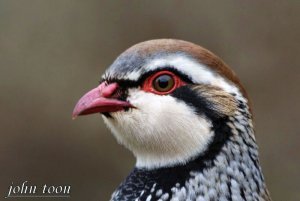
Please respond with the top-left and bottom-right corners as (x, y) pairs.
(101, 83), (119, 98)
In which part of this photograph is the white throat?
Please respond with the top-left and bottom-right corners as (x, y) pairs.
(134, 114), (214, 169)
(103, 90), (215, 169)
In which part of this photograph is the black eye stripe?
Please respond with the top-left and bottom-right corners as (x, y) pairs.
(140, 67), (193, 84)
(102, 67), (194, 88)
(171, 85), (220, 121)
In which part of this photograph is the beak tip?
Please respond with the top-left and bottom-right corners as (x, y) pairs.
(72, 111), (79, 120)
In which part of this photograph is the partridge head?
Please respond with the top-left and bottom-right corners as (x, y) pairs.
(73, 39), (271, 201)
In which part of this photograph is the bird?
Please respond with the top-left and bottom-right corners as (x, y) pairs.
(72, 39), (271, 201)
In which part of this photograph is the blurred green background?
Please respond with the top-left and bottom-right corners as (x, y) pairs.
(0, 1), (299, 201)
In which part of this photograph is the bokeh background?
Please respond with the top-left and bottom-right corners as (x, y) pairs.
(1, 1), (299, 201)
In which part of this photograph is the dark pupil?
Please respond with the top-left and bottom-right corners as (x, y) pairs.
(157, 75), (170, 88)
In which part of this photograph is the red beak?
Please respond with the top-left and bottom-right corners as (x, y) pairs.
(72, 82), (133, 118)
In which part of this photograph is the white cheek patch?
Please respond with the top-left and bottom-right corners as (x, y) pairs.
(122, 54), (241, 97)
(103, 89), (214, 169)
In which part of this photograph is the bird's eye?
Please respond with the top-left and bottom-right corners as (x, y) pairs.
(153, 74), (174, 92)
(142, 70), (186, 95)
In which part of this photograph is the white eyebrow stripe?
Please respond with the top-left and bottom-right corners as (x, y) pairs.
(120, 54), (241, 96)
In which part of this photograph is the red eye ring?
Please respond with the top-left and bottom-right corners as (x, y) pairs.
(142, 70), (186, 95)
